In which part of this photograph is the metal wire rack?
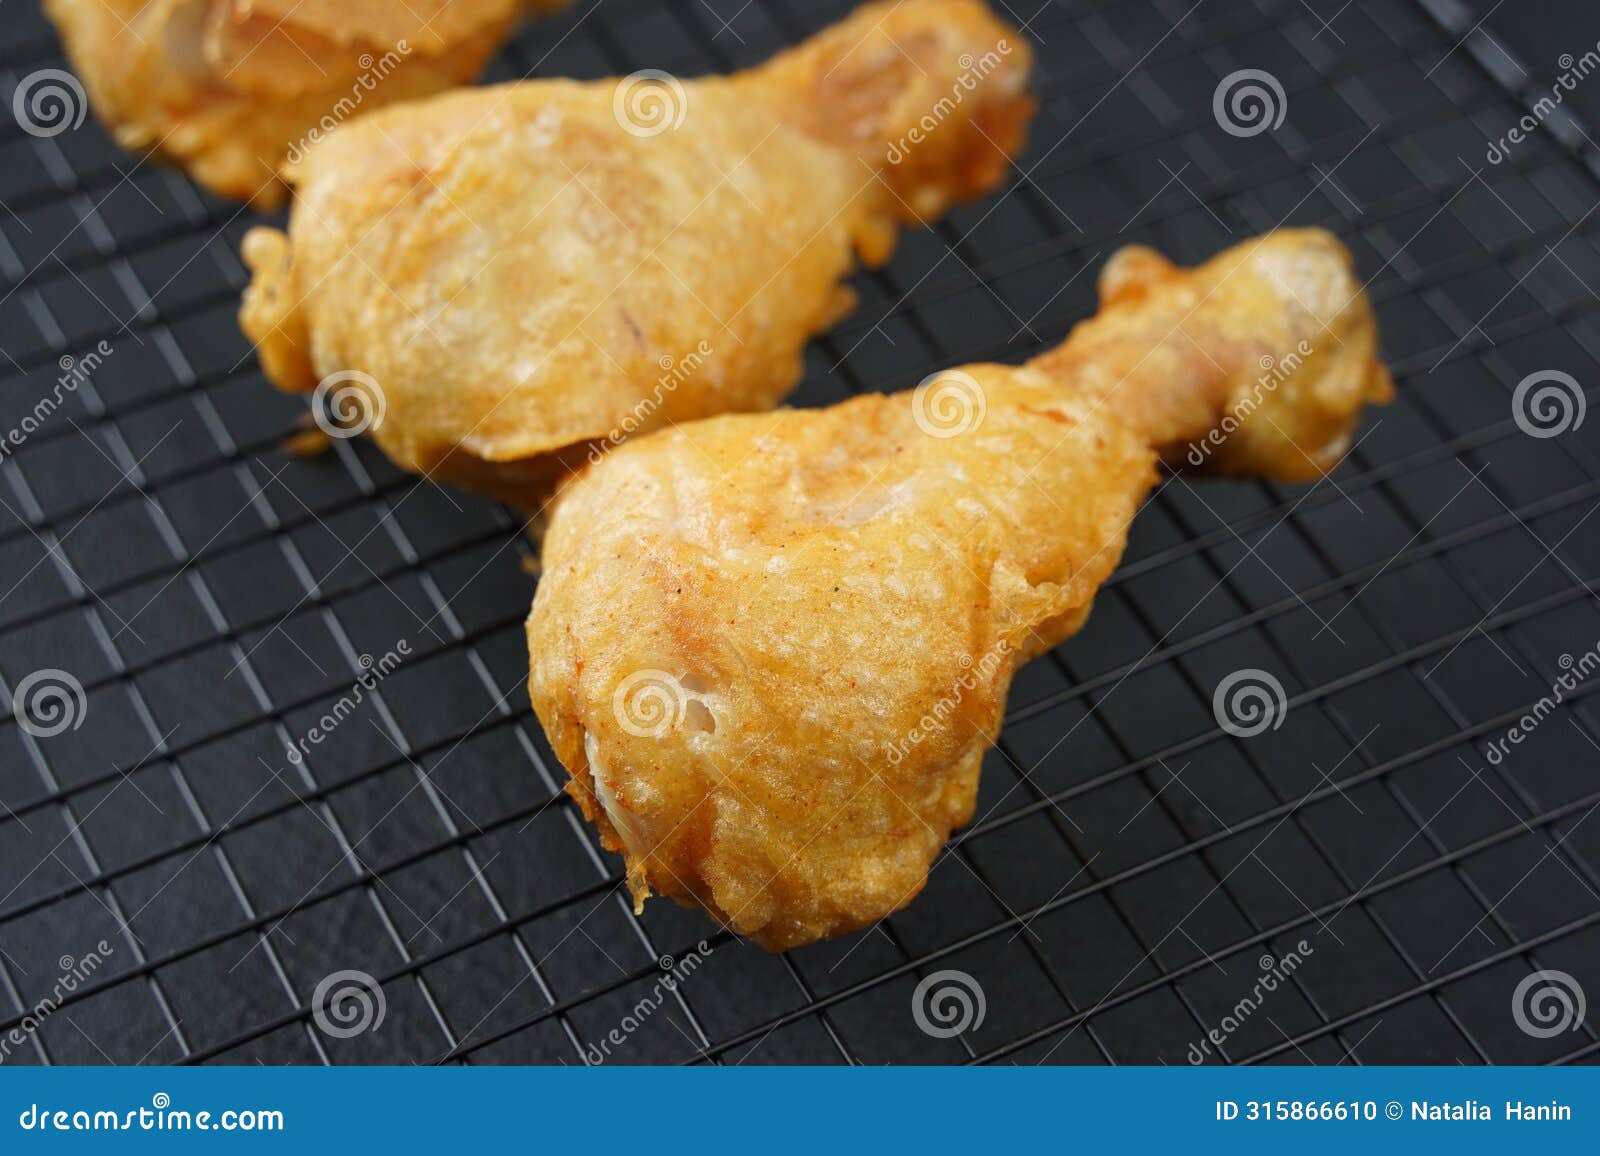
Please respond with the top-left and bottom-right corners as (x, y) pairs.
(1, 0), (1598, 1065)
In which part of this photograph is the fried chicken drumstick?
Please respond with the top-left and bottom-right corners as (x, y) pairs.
(526, 229), (1393, 950)
(44, 0), (565, 206)
(239, 0), (1033, 505)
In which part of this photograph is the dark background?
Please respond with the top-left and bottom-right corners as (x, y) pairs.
(1478, 1), (1600, 125)
(0, 0), (1598, 1066)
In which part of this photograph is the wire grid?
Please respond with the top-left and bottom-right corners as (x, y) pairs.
(0, 0), (1598, 1065)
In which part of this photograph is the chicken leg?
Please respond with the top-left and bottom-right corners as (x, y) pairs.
(239, 0), (1034, 506)
(43, 0), (566, 206)
(525, 228), (1393, 951)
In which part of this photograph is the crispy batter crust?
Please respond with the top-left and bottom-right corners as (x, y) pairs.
(43, 0), (560, 205)
(1030, 228), (1394, 480)
(237, 0), (1034, 507)
(526, 229), (1392, 949)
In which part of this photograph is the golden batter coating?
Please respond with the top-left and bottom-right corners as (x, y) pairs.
(525, 229), (1392, 950)
(43, 0), (563, 206)
(238, 0), (1034, 505)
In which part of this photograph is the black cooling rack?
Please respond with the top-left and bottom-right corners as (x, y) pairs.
(1, 0), (1599, 1066)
